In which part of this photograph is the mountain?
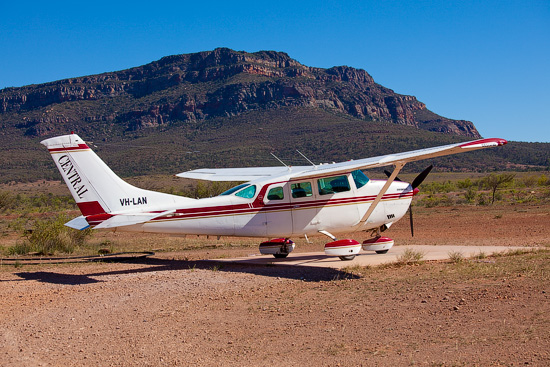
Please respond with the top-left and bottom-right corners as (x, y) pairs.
(1, 47), (479, 138)
(0, 48), (548, 183)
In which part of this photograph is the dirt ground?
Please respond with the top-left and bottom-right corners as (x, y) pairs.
(1, 203), (549, 366)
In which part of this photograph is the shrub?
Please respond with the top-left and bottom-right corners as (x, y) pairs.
(396, 248), (425, 265)
(477, 193), (490, 206)
(0, 191), (16, 212)
(418, 194), (454, 208)
(9, 214), (92, 255)
(457, 178), (473, 189)
(464, 186), (477, 203)
(448, 250), (464, 263)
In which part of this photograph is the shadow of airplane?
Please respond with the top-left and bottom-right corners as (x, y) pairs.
(14, 256), (360, 285)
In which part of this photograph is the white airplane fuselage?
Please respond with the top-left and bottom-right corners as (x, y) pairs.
(114, 175), (413, 238)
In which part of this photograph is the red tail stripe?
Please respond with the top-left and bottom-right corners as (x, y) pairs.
(48, 144), (90, 153)
(77, 201), (106, 216)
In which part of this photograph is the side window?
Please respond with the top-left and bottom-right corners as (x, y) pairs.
(291, 182), (313, 198)
(318, 175), (351, 195)
(351, 169), (369, 189)
(235, 185), (256, 199)
(267, 186), (284, 200)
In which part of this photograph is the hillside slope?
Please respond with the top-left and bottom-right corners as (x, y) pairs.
(0, 48), (548, 182)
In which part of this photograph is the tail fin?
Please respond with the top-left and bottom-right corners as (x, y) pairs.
(41, 134), (192, 218)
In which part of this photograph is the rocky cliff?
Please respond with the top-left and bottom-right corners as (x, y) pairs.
(0, 48), (480, 138)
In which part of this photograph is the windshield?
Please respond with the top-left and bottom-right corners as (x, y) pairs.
(235, 185), (256, 199)
(351, 169), (369, 189)
(219, 183), (250, 196)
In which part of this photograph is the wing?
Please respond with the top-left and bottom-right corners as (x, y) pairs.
(176, 138), (507, 182)
(289, 138), (507, 180)
(176, 165), (312, 181)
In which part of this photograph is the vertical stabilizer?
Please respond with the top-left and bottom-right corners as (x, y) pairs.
(41, 134), (192, 217)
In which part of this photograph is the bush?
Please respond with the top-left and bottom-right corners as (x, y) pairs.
(418, 194), (454, 207)
(0, 191), (16, 212)
(396, 248), (425, 265)
(8, 214), (92, 255)
(448, 250), (464, 263)
(457, 178), (473, 189)
(464, 186), (477, 203)
(477, 193), (490, 206)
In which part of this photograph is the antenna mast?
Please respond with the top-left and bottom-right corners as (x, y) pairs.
(296, 150), (317, 169)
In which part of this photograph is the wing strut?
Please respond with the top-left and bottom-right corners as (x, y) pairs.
(355, 162), (406, 230)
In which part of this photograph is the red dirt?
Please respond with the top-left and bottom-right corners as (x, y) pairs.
(1, 203), (549, 366)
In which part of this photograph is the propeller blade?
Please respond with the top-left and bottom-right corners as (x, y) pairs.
(411, 165), (433, 189)
(384, 169), (402, 182)
(409, 206), (414, 237)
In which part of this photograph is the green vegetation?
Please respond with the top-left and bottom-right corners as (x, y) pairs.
(395, 248), (426, 265)
(0, 191), (76, 213)
(0, 171), (548, 257)
(1, 106), (550, 184)
(448, 250), (465, 264)
(416, 172), (550, 207)
(8, 214), (92, 256)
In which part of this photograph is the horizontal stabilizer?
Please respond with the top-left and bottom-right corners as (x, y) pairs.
(65, 216), (91, 230)
(93, 210), (176, 229)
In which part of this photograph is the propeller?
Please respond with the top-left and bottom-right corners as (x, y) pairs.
(411, 165), (433, 189)
(384, 165), (433, 237)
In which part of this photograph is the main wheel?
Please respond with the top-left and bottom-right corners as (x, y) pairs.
(338, 255), (356, 261)
(375, 250), (389, 254)
(273, 253), (289, 258)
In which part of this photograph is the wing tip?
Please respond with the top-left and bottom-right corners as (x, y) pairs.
(460, 138), (507, 149)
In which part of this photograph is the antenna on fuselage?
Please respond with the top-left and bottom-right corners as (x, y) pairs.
(296, 150), (317, 169)
(270, 152), (290, 168)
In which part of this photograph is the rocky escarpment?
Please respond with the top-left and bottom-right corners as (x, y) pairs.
(0, 48), (480, 138)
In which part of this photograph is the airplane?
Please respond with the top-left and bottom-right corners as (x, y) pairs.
(41, 133), (507, 261)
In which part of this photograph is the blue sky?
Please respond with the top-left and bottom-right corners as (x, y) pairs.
(1, 0), (548, 142)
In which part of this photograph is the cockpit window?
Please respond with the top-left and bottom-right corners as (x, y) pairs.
(351, 169), (369, 189)
(220, 183), (250, 196)
(235, 185), (256, 199)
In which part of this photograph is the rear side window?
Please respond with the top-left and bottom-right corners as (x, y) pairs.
(318, 175), (351, 195)
(291, 182), (313, 198)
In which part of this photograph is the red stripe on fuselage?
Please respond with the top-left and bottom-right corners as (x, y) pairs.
(147, 191), (414, 222)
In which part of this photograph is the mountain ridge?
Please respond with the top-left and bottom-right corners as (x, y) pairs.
(1, 47), (479, 138)
(1, 48), (548, 183)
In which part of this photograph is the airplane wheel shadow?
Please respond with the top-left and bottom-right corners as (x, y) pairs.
(13, 256), (360, 285)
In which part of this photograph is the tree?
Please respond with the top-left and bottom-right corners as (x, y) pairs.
(481, 173), (516, 204)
